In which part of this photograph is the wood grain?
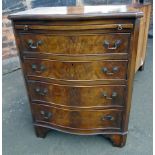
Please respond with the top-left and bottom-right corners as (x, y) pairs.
(23, 58), (128, 81)
(19, 33), (130, 55)
(32, 104), (123, 130)
(28, 81), (126, 108)
(15, 24), (133, 31)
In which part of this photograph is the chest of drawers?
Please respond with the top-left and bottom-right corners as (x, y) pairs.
(8, 5), (143, 147)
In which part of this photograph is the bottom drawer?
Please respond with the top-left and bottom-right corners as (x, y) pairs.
(32, 104), (123, 131)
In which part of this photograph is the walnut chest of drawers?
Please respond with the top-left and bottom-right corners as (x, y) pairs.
(8, 5), (143, 147)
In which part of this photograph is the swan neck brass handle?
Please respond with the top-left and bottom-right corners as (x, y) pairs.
(31, 64), (46, 73)
(35, 88), (48, 96)
(40, 111), (52, 120)
(101, 92), (117, 100)
(117, 24), (123, 30)
(24, 25), (29, 31)
(28, 39), (43, 49)
(103, 40), (121, 50)
(101, 67), (119, 75)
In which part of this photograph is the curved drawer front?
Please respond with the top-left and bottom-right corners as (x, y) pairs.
(24, 58), (128, 80)
(28, 81), (126, 108)
(32, 104), (123, 130)
(20, 33), (130, 54)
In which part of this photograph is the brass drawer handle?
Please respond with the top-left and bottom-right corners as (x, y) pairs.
(28, 39), (43, 49)
(31, 64), (46, 73)
(101, 92), (117, 100)
(35, 88), (48, 96)
(24, 25), (29, 31)
(102, 115), (114, 121)
(117, 24), (123, 30)
(40, 111), (52, 120)
(101, 66), (119, 75)
(103, 40), (121, 50)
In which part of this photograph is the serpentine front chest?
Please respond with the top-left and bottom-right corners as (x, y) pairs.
(8, 5), (143, 147)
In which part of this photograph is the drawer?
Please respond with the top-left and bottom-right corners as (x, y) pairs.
(28, 81), (126, 108)
(24, 58), (128, 80)
(32, 104), (123, 130)
(19, 33), (130, 54)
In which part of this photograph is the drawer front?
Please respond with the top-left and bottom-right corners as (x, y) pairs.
(28, 81), (126, 108)
(32, 104), (123, 130)
(24, 59), (128, 80)
(20, 33), (130, 54)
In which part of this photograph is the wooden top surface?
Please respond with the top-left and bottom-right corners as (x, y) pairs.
(8, 5), (143, 20)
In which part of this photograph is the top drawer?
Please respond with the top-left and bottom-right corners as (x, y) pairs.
(19, 33), (130, 55)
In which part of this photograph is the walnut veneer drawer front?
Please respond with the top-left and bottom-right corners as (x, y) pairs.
(28, 81), (126, 108)
(24, 59), (128, 80)
(20, 33), (130, 54)
(32, 104), (123, 131)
